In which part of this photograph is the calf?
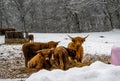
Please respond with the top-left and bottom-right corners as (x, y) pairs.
(51, 46), (76, 70)
(28, 53), (45, 70)
(36, 48), (55, 69)
(28, 48), (54, 70)
(52, 46), (69, 70)
(67, 35), (88, 62)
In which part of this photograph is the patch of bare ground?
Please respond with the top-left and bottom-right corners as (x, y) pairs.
(0, 58), (39, 79)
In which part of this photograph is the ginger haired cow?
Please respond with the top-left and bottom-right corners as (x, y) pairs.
(67, 35), (88, 62)
(28, 48), (54, 70)
(36, 48), (55, 69)
(51, 46), (76, 70)
(28, 53), (45, 69)
(22, 41), (59, 67)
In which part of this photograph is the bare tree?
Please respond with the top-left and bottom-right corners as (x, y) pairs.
(0, 0), (3, 28)
(11, 0), (33, 38)
(102, 0), (120, 29)
(1, 0), (120, 33)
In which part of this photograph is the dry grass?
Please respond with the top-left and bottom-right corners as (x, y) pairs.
(5, 39), (28, 44)
(0, 54), (111, 79)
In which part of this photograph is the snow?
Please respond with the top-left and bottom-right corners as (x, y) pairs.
(26, 61), (120, 81)
(0, 45), (22, 59)
(0, 35), (4, 44)
(0, 29), (120, 81)
(32, 29), (120, 55)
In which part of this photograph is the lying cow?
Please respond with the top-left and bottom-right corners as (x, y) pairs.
(28, 48), (54, 70)
(22, 41), (59, 67)
(51, 46), (76, 70)
(67, 35), (88, 62)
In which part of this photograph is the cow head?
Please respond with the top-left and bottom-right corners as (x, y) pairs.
(36, 48), (54, 61)
(37, 48), (55, 69)
(48, 41), (60, 48)
(68, 35), (89, 49)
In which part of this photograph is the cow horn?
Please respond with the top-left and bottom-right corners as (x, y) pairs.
(67, 35), (73, 39)
(57, 41), (60, 43)
(84, 35), (89, 39)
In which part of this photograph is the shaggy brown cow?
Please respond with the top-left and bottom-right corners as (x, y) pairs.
(52, 46), (69, 70)
(27, 34), (34, 42)
(51, 46), (76, 70)
(67, 35), (88, 62)
(28, 48), (54, 70)
(36, 48), (55, 69)
(28, 53), (45, 69)
(22, 41), (59, 67)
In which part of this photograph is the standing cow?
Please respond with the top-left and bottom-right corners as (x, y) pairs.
(28, 48), (54, 70)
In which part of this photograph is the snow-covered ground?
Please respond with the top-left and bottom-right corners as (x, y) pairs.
(0, 29), (120, 81)
(26, 61), (120, 81)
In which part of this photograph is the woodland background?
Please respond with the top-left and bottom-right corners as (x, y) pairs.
(0, 0), (120, 33)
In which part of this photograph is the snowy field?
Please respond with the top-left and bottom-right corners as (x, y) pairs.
(0, 29), (120, 81)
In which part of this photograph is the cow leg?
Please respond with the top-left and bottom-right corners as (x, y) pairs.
(25, 58), (28, 67)
(59, 54), (64, 70)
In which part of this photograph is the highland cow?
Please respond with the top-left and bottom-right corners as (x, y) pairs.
(28, 48), (55, 70)
(22, 41), (59, 67)
(51, 46), (76, 70)
(28, 53), (45, 69)
(36, 48), (55, 69)
(67, 35), (88, 62)
(51, 46), (69, 70)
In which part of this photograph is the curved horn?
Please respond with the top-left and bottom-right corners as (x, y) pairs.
(57, 41), (61, 43)
(67, 35), (73, 39)
(84, 35), (89, 39)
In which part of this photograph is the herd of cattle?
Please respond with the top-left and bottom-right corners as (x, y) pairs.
(22, 35), (89, 70)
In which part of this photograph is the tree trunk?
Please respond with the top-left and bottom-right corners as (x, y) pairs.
(22, 17), (28, 38)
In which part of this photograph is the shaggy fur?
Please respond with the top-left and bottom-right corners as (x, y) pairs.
(51, 46), (69, 70)
(67, 35), (88, 62)
(28, 48), (55, 70)
(51, 46), (76, 70)
(28, 53), (45, 70)
(22, 41), (59, 67)
(36, 48), (55, 69)
(66, 48), (76, 60)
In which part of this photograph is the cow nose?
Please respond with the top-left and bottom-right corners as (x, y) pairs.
(76, 43), (81, 47)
